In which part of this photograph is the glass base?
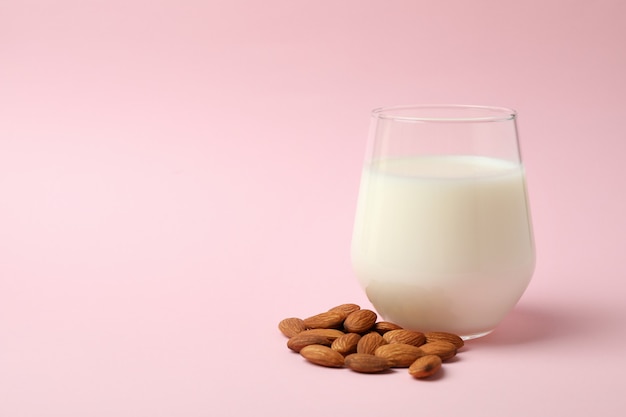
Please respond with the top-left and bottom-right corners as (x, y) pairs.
(460, 329), (494, 341)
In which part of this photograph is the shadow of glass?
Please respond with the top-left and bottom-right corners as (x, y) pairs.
(468, 302), (617, 347)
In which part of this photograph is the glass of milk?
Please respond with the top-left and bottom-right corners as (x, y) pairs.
(351, 105), (535, 339)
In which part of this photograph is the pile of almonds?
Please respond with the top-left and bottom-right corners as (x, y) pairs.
(278, 303), (464, 379)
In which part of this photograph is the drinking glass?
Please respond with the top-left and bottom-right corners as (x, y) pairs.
(351, 105), (535, 339)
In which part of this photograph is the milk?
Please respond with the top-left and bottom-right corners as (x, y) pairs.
(351, 155), (535, 338)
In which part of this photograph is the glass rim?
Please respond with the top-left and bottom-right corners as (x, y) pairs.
(371, 104), (517, 123)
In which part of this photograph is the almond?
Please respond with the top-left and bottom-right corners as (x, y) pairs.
(425, 331), (464, 349)
(357, 332), (386, 355)
(278, 317), (306, 338)
(374, 343), (425, 367)
(382, 329), (426, 347)
(287, 332), (335, 352)
(300, 345), (345, 368)
(344, 353), (390, 373)
(280, 304), (466, 380)
(303, 311), (346, 329)
(299, 328), (345, 340)
(409, 354), (442, 378)
(419, 341), (457, 361)
(374, 321), (403, 334)
(331, 333), (361, 355)
(343, 309), (377, 333)
(328, 303), (361, 316)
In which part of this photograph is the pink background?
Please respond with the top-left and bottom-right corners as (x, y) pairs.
(1, 0), (625, 415)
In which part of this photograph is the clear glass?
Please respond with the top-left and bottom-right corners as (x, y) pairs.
(351, 105), (535, 340)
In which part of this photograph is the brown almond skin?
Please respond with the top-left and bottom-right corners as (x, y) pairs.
(303, 311), (347, 329)
(328, 303), (361, 316)
(278, 317), (306, 338)
(419, 341), (457, 361)
(425, 331), (465, 349)
(300, 345), (345, 368)
(357, 332), (386, 355)
(382, 329), (426, 347)
(374, 321), (403, 335)
(287, 333), (335, 352)
(331, 333), (361, 355)
(344, 353), (390, 373)
(374, 343), (425, 367)
(409, 354), (442, 378)
(343, 309), (378, 333)
(299, 328), (345, 340)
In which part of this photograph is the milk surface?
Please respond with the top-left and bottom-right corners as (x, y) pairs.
(351, 155), (535, 337)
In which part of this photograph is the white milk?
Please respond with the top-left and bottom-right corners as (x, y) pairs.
(351, 155), (535, 338)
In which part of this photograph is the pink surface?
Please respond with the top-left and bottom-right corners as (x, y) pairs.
(1, 0), (625, 415)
